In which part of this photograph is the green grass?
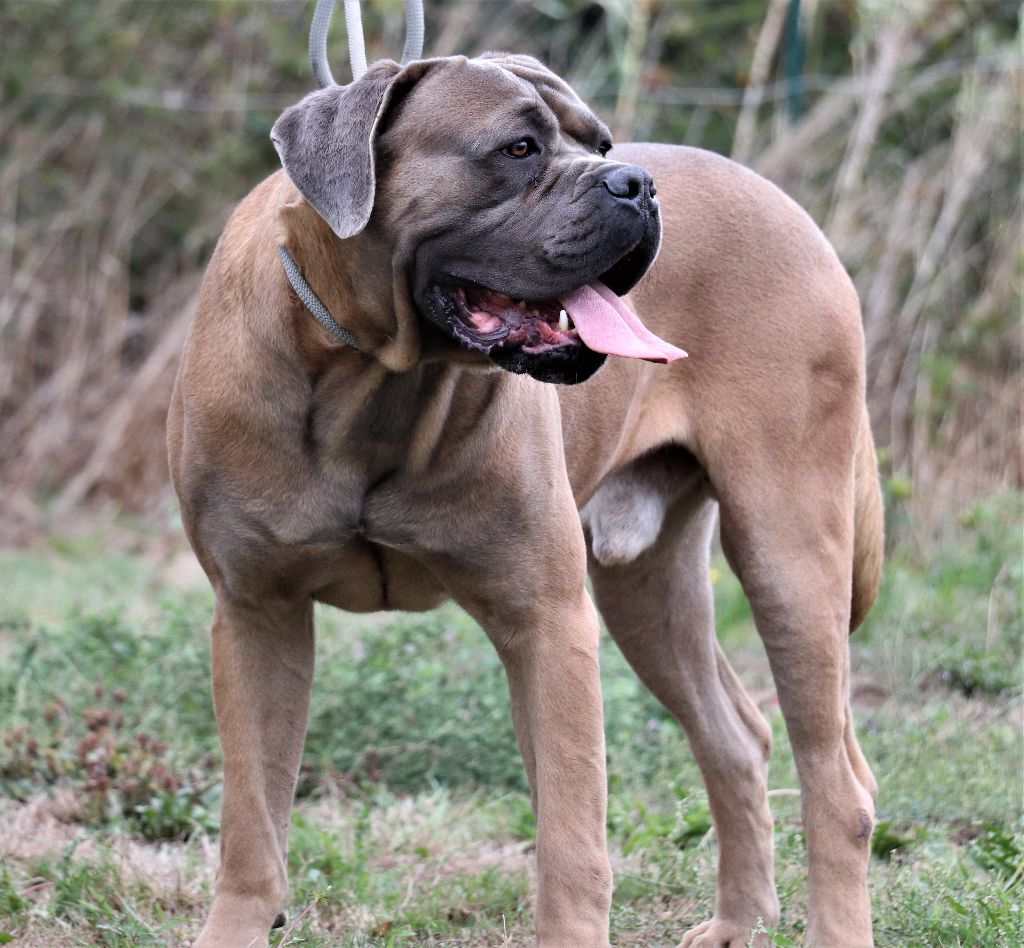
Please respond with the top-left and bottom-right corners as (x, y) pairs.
(0, 494), (1021, 945)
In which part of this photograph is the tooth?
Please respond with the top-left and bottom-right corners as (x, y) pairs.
(558, 309), (569, 332)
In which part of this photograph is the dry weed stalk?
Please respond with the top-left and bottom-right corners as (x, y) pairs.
(750, 1), (1020, 530)
(0, 0), (1018, 538)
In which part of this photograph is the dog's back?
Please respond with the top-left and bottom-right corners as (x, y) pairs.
(557, 143), (883, 632)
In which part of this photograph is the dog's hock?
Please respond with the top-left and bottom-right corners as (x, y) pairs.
(582, 476), (669, 566)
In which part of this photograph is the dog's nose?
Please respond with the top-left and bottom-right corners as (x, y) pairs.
(601, 165), (655, 205)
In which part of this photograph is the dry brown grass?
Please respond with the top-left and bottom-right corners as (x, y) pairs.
(748, 3), (1022, 531)
(0, 792), (540, 947)
(0, 0), (1019, 538)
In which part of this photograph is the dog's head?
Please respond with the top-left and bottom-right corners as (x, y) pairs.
(271, 55), (665, 384)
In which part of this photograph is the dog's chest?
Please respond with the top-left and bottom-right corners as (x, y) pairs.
(201, 495), (447, 611)
(311, 538), (448, 613)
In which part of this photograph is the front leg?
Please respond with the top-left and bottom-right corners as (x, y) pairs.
(437, 518), (612, 946)
(194, 594), (315, 948)
(499, 590), (611, 946)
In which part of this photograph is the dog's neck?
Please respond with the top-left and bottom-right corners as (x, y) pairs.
(270, 180), (421, 372)
(270, 177), (499, 381)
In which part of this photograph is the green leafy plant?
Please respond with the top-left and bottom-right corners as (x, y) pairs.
(870, 820), (918, 861)
(970, 823), (1024, 889)
(1, 683), (218, 840)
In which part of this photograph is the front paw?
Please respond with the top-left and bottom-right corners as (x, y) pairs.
(680, 917), (770, 948)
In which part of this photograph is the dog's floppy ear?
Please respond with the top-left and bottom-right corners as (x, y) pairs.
(271, 60), (424, 240)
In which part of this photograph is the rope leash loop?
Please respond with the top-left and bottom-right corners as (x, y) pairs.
(309, 0), (424, 87)
(309, 0), (338, 86)
(401, 0), (425, 66)
(343, 0), (369, 79)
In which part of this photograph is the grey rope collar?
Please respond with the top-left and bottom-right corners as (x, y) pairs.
(277, 245), (363, 351)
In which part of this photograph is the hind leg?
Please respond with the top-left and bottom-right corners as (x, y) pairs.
(716, 455), (876, 946)
(589, 489), (779, 947)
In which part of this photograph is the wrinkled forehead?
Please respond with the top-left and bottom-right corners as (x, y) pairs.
(400, 55), (612, 151)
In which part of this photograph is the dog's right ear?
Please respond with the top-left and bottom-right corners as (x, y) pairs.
(271, 60), (425, 240)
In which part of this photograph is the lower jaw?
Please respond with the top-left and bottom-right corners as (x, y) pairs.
(488, 340), (607, 386)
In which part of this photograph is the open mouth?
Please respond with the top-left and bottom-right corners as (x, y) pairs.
(442, 286), (581, 355)
(420, 228), (684, 385)
(424, 281), (602, 384)
(428, 279), (687, 363)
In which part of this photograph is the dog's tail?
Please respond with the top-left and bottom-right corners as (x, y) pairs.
(850, 405), (884, 631)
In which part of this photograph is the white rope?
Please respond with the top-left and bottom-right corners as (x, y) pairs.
(343, 0), (368, 80)
(401, 0), (424, 64)
(309, 0), (424, 87)
(309, 0), (338, 87)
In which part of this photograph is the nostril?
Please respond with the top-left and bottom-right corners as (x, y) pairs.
(649, 180), (657, 197)
(602, 165), (653, 204)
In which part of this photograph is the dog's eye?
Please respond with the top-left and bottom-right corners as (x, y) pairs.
(503, 138), (538, 159)
(598, 140), (613, 157)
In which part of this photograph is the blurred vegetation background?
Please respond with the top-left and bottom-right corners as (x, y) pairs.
(0, 0), (1020, 540)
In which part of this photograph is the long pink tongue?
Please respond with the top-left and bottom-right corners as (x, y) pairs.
(559, 282), (687, 364)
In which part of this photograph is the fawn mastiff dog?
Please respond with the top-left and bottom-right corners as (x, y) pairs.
(168, 53), (883, 947)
